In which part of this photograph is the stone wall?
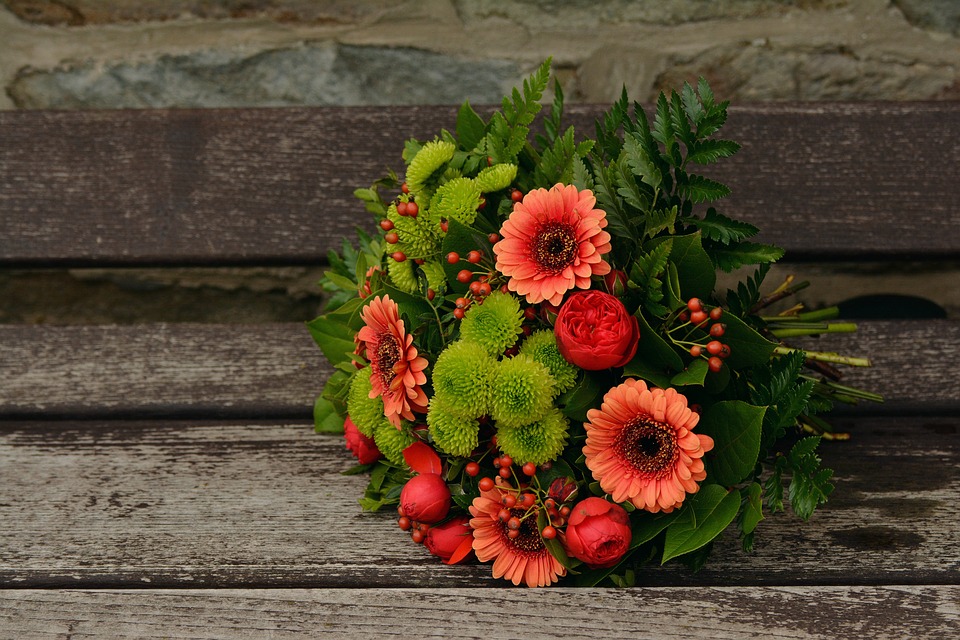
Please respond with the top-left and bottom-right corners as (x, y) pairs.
(2, 0), (958, 110)
(2, 0), (957, 323)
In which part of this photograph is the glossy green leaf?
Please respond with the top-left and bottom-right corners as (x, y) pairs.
(741, 482), (764, 535)
(313, 395), (345, 434)
(697, 400), (766, 486)
(557, 371), (606, 422)
(662, 485), (739, 563)
(720, 312), (777, 369)
(630, 510), (680, 548)
(647, 232), (715, 300)
(670, 358), (709, 387)
(624, 311), (684, 381)
(456, 100), (487, 151)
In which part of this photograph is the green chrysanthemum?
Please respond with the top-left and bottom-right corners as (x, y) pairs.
(431, 340), (495, 418)
(387, 203), (441, 257)
(427, 396), (480, 458)
(347, 369), (383, 437)
(490, 354), (555, 428)
(495, 408), (569, 465)
(420, 260), (447, 296)
(459, 291), (523, 357)
(386, 255), (419, 294)
(430, 177), (482, 225)
(406, 140), (456, 195)
(373, 421), (416, 466)
(474, 163), (518, 193)
(520, 330), (578, 393)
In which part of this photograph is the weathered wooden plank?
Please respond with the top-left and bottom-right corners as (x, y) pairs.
(0, 320), (956, 419)
(0, 418), (956, 588)
(1, 103), (957, 267)
(1, 586), (957, 639)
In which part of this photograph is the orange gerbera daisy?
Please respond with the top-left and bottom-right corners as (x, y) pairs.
(357, 295), (428, 428)
(493, 183), (612, 306)
(469, 486), (566, 588)
(583, 379), (714, 513)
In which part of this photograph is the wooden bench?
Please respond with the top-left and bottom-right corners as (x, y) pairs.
(1, 103), (958, 638)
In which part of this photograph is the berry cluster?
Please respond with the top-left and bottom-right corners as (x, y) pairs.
(444, 234), (506, 319)
(674, 298), (732, 373)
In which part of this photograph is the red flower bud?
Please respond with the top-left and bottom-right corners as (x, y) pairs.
(547, 477), (579, 503)
(603, 269), (628, 297)
(423, 516), (474, 564)
(554, 290), (640, 370)
(343, 416), (382, 465)
(563, 497), (632, 568)
(399, 473), (451, 523)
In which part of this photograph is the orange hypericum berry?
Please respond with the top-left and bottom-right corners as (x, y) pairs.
(687, 298), (703, 312)
(397, 201), (409, 216)
(707, 340), (723, 355)
(465, 461), (480, 477)
(690, 310), (708, 326)
(440, 220), (449, 232)
(398, 516), (412, 531)
(510, 189), (523, 202)
(488, 233), (500, 244)
(499, 467), (512, 479)
(709, 307), (723, 321)
(469, 281), (482, 295)
(401, 182), (410, 194)
(446, 252), (460, 264)
(457, 269), (473, 283)
(385, 232), (399, 244)
(478, 477), (495, 491)
(708, 357), (723, 372)
(500, 455), (513, 468)
(453, 308), (465, 320)
(519, 493), (536, 509)
(709, 323), (726, 337)
(411, 529), (425, 543)
(522, 462), (537, 477)
(406, 201), (418, 216)
(455, 297), (468, 309)
(391, 251), (406, 262)
(507, 517), (522, 531)
(380, 219), (394, 231)
(689, 345), (702, 358)
(427, 289), (436, 301)
(502, 493), (517, 508)
(507, 528), (521, 539)
(467, 250), (482, 264)
(541, 525), (557, 540)
(478, 282), (492, 297)
(498, 508), (511, 523)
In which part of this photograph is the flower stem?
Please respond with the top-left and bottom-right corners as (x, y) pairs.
(774, 346), (872, 367)
(769, 323), (858, 338)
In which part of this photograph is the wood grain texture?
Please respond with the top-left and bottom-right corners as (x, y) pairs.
(1, 103), (957, 267)
(1, 320), (957, 419)
(1, 586), (957, 639)
(0, 418), (956, 588)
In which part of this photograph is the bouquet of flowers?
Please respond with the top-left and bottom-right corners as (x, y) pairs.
(308, 59), (879, 587)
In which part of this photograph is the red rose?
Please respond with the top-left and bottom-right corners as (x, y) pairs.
(399, 473), (451, 524)
(563, 497), (632, 568)
(554, 290), (640, 370)
(343, 416), (382, 464)
(424, 516), (474, 564)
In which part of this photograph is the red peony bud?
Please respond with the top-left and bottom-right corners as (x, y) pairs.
(563, 497), (632, 568)
(423, 516), (474, 564)
(400, 473), (451, 524)
(603, 269), (628, 297)
(547, 477), (579, 503)
(554, 290), (640, 370)
(343, 416), (382, 465)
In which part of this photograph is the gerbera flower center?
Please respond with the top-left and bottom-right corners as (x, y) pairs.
(375, 333), (401, 381)
(532, 223), (578, 272)
(617, 417), (679, 478)
(501, 508), (545, 554)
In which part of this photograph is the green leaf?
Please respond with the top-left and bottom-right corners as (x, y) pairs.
(764, 456), (787, 513)
(662, 485), (739, 563)
(697, 400), (765, 486)
(456, 100), (487, 151)
(670, 358), (709, 387)
(647, 232), (716, 301)
(557, 371), (606, 422)
(740, 482), (764, 535)
(687, 208), (758, 245)
(625, 311), (684, 379)
(686, 139), (741, 165)
(313, 395), (345, 433)
(306, 313), (358, 365)
(631, 510), (680, 548)
(712, 241), (785, 272)
(679, 174), (731, 203)
(787, 436), (834, 520)
(681, 81), (704, 127)
(652, 92), (676, 156)
(720, 312), (777, 369)
(624, 132), (662, 190)
(441, 218), (492, 294)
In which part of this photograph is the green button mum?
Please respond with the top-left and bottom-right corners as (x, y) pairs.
(459, 291), (523, 357)
(431, 340), (496, 418)
(495, 408), (569, 465)
(347, 369), (384, 438)
(427, 396), (481, 458)
(490, 354), (556, 428)
(520, 330), (578, 393)
(373, 421), (416, 467)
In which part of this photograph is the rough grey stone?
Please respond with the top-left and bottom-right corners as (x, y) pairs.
(652, 42), (958, 101)
(454, 0), (846, 28)
(893, 0), (960, 35)
(1, 0), (395, 25)
(8, 44), (524, 109)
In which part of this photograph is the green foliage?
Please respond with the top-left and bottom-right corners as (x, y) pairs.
(662, 485), (740, 563)
(697, 401), (766, 487)
(726, 263), (771, 316)
(629, 240), (672, 317)
(485, 58), (551, 162)
(787, 437), (835, 520)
